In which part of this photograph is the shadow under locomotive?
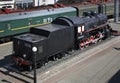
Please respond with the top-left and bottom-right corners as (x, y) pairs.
(108, 70), (120, 83)
(0, 54), (33, 83)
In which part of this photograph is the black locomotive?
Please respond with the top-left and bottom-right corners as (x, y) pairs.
(12, 12), (111, 70)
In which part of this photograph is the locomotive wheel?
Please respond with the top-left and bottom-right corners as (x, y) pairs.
(80, 46), (84, 50)
(55, 57), (59, 61)
(57, 54), (63, 59)
(85, 39), (89, 48)
(85, 43), (89, 48)
(44, 62), (48, 66)
(53, 56), (59, 61)
(42, 61), (48, 66)
(79, 41), (84, 50)
(41, 58), (48, 67)
(53, 56), (56, 61)
(27, 65), (32, 71)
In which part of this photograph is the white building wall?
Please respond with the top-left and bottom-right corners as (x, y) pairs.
(33, 0), (58, 7)
(47, 0), (55, 5)
(34, 0), (39, 6)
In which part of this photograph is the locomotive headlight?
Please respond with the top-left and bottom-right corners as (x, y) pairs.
(32, 47), (37, 52)
(23, 54), (26, 58)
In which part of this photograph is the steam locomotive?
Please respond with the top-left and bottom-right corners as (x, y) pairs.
(12, 12), (111, 70)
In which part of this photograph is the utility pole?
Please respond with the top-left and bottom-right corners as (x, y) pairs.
(114, 0), (120, 23)
(32, 47), (38, 83)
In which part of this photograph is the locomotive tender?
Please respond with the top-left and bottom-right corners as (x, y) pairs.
(12, 12), (111, 70)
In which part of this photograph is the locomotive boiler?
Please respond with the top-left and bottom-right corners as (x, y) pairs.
(12, 12), (111, 70)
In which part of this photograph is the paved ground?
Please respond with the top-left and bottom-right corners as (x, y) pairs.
(38, 36), (120, 83)
(37, 22), (120, 83)
(0, 22), (119, 83)
(109, 21), (120, 31)
(0, 42), (12, 59)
